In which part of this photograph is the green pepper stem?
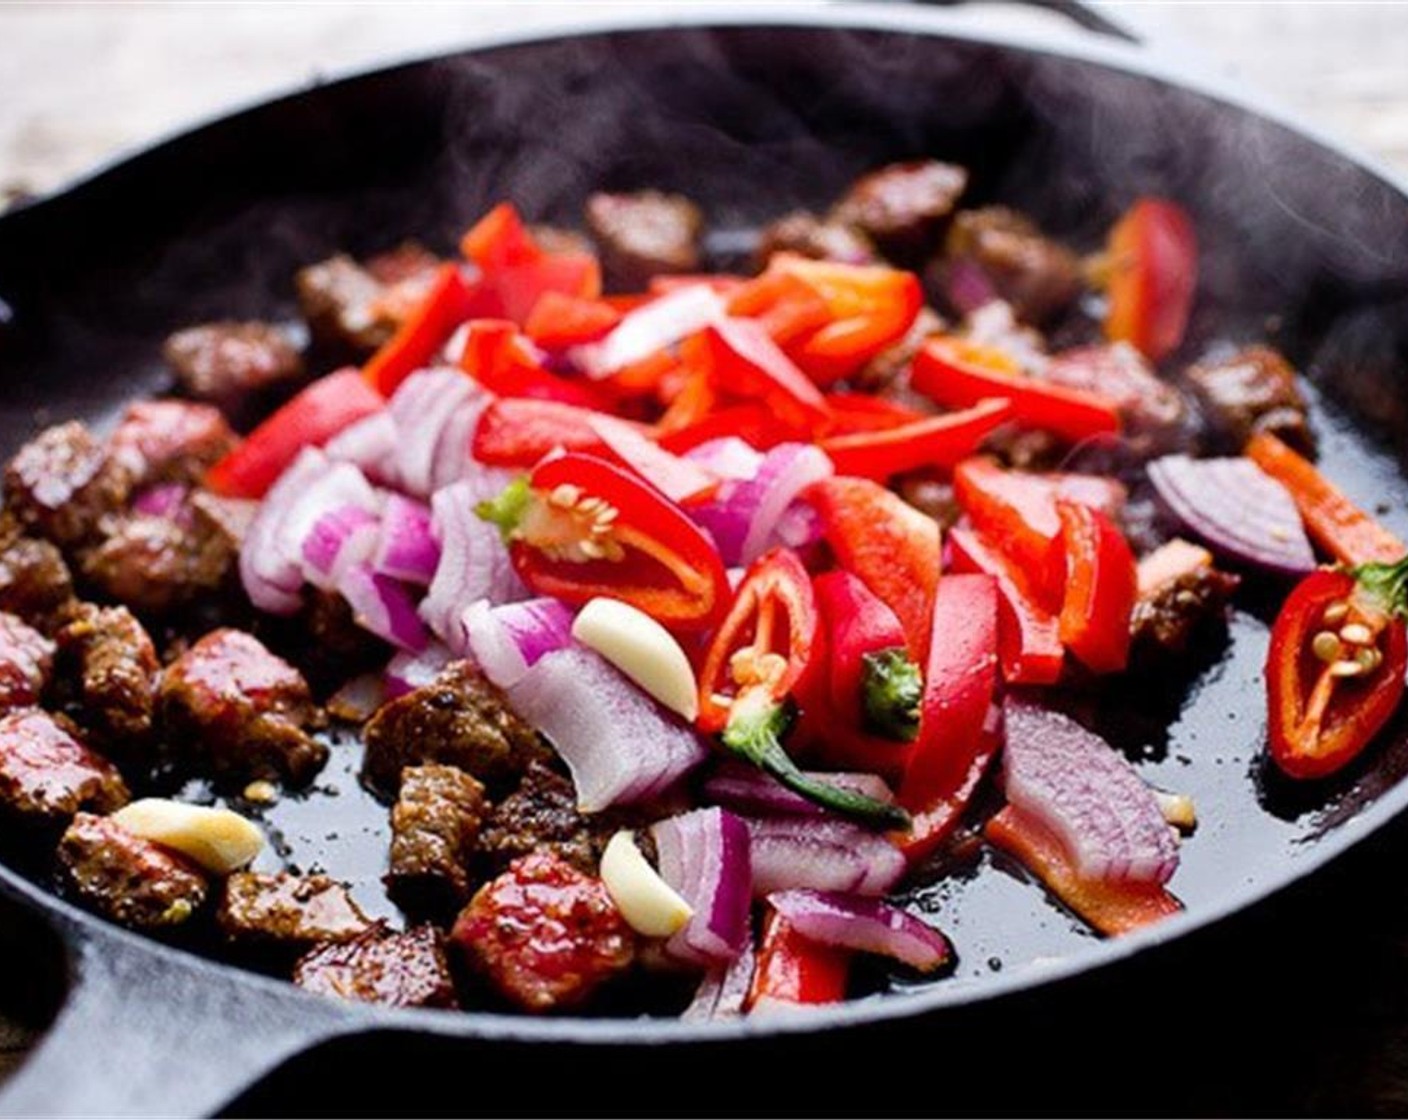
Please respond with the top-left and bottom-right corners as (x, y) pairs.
(1353, 553), (1408, 619)
(475, 477), (532, 546)
(861, 647), (923, 742)
(721, 690), (911, 831)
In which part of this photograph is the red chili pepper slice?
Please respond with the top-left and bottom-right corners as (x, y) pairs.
(822, 399), (1014, 482)
(702, 318), (831, 434)
(458, 319), (612, 410)
(205, 369), (383, 499)
(746, 909), (849, 1012)
(1056, 499), (1137, 676)
(477, 453), (728, 631)
(362, 263), (476, 396)
(913, 337), (1120, 445)
(894, 730), (999, 866)
(1103, 197), (1197, 363)
(523, 291), (623, 350)
(1267, 563), (1408, 780)
(821, 393), (926, 435)
(726, 270), (834, 347)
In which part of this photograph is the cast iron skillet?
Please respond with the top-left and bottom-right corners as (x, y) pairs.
(4, 4), (1408, 1115)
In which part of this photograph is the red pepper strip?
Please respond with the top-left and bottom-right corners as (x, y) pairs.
(460, 202), (601, 325)
(472, 398), (609, 467)
(458, 319), (613, 410)
(769, 255), (922, 385)
(913, 337), (1121, 445)
(948, 526), (1063, 685)
(726, 270), (834, 347)
(479, 453), (728, 630)
(986, 806), (1182, 936)
(901, 574), (999, 810)
(206, 369), (383, 499)
(747, 909), (849, 1013)
(821, 393), (926, 436)
(523, 291), (622, 350)
(656, 366), (718, 435)
(703, 318), (832, 434)
(362, 263), (476, 396)
(1267, 565), (1408, 780)
(585, 414), (719, 506)
(1246, 431), (1405, 565)
(657, 404), (807, 456)
(894, 730), (999, 866)
(821, 399), (1015, 482)
(1057, 499), (1136, 675)
(1103, 197), (1197, 363)
(953, 456), (1065, 608)
(805, 476), (941, 662)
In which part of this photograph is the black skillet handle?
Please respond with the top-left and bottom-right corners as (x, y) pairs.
(0, 914), (362, 1118)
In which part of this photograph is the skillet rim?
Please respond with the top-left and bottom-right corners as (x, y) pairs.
(3, 1), (1408, 1045)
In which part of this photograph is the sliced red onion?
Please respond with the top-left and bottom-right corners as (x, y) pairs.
(388, 368), (477, 497)
(703, 760), (895, 819)
(507, 647), (709, 812)
(385, 641), (455, 699)
(1147, 454), (1315, 576)
(373, 494), (440, 586)
(684, 437), (765, 482)
(940, 257), (999, 315)
(461, 597), (576, 689)
(691, 443), (834, 566)
(240, 449), (335, 614)
(429, 394), (490, 491)
(132, 482), (189, 520)
(574, 284), (725, 378)
(300, 505), (380, 590)
(683, 937), (756, 1021)
(325, 410), (402, 489)
(1003, 695), (1179, 886)
(327, 672), (387, 723)
(418, 480), (524, 647)
(652, 807), (752, 965)
(336, 563), (429, 653)
(744, 815), (905, 897)
(767, 890), (952, 973)
(773, 502), (822, 551)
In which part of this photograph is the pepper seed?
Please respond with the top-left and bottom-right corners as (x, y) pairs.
(1312, 631), (1344, 662)
(1323, 601), (1350, 627)
(1340, 622), (1374, 646)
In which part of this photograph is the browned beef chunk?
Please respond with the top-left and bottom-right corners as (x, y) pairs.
(1041, 343), (1186, 452)
(54, 604), (158, 752)
(364, 242), (440, 286)
(160, 629), (327, 785)
(832, 160), (968, 261)
(451, 851), (634, 1013)
(854, 306), (947, 401)
(0, 709), (128, 826)
(0, 612), (53, 710)
(387, 764), (488, 914)
(585, 190), (703, 287)
(57, 812), (207, 931)
(296, 255), (397, 354)
(163, 322), (304, 408)
(961, 300), (1050, 374)
(0, 523), (74, 631)
(895, 473), (960, 529)
(105, 400), (239, 491)
(1130, 539), (1240, 659)
(4, 422), (126, 547)
(189, 490), (258, 551)
(754, 210), (876, 267)
(294, 924), (458, 1009)
(1186, 345), (1314, 454)
(361, 661), (546, 795)
(528, 225), (595, 257)
(479, 760), (636, 875)
(218, 872), (371, 950)
(299, 589), (390, 689)
(943, 207), (1082, 324)
(981, 427), (1065, 473)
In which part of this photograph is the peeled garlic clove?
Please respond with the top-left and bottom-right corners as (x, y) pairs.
(112, 799), (265, 873)
(599, 830), (693, 937)
(571, 597), (699, 721)
(1154, 790), (1197, 832)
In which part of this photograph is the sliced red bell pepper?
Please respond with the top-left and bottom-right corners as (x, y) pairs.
(206, 369), (383, 499)
(895, 729), (999, 866)
(821, 399), (1015, 482)
(805, 476), (941, 662)
(1266, 561), (1408, 780)
(953, 456), (1065, 608)
(913, 337), (1120, 445)
(769, 255), (922, 385)
(478, 452), (728, 630)
(948, 525), (1063, 685)
(697, 549), (906, 827)
(1056, 499), (1136, 675)
(703, 318), (831, 434)
(458, 319), (612, 409)
(655, 366), (718, 436)
(584, 413), (718, 506)
(460, 202), (601, 325)
(747, 909), (849, 1013)
(821, 393), (926, 435)
(985, 806), (1182, 936)
(362, 263), (476, 396)
(1246, 431), (1406, 566)
(657, 403), (807, 456)
(523, 291), (622, 350)
(472, 398), (611, 467)
(1103, 197), (1197, 363)
(900, 574), (1000, 810)
(726, 270), (833, 347)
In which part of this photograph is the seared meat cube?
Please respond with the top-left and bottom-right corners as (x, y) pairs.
(961, 300), (1050, 374)
(895, 473), (960, 529)
(57, 812), (207, 931)
(982, 427), (1065, 473)
(1186, 345), (1314, 454)
(54, 604), (159, 751)
(831, 160), (968, 260)
(218, 871), (372, 950)
(0, 709), (128, 826)
(479, 760), (630, 875)
(0, 528), (74, 630)
(160, 629), (327, 785)
(4, 421), (126, 546)
(943, 207), (1082, 324)
(299, 589), (391, 690)
(1131, 539), (1240, 658)
(754, 210), (876, 267)
(294, 924), (458, 1009)
(105, 400), (238, 490)
(528, 225), (595, 257)
(1041, 343), (1186, 452)
(365, 241), (441, 285)
(451, 851), (634, 1013)
(361, 661), (546, 795)
(296, 255), (397, 354)
(585, 190), (703, 287)
(0, 612), (53, 710)
(189, 489), (258, 550)
(387, 764), (488, 914)
(163, 321), (304, 408)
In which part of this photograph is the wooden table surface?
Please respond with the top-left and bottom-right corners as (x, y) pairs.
(1, 2), (1406, 1113)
